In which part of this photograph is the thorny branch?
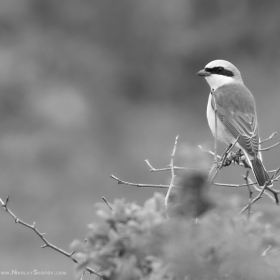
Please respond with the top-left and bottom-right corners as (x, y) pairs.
(244, 170), (253, 218)
(207, 136), (240, 184)
(110, 174), (280, 190)
(240, 168), (280, 215)
(259, 142), (280, 151)
(198, 145), (221, 160)
(259, 132), (277, 144)
(1, 131), (278, 277)
(198, 145), (250, 168)
(164, 135), (179, 209)
(145, 159), (197, 172)
(0, 196), (102, 278)
(200, 131), (279, 168)
(102, 196), (113, 211)
(214, 181), (257, 187)
(110, 132), (280, 209)
(110, 175), (169, 188)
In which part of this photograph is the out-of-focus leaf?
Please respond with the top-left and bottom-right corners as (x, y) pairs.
(72, 175), (280, 279)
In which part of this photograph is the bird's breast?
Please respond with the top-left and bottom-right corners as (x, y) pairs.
(206, 93), (235, 145)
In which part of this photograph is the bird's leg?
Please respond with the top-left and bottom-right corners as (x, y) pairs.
(208, 138), (239, 183)
(221, 143), (232, 162)
(231, 149), (243, 165)
(222, 149), (251, 169)
(234, 149), (251, 168)
(218, 144), (232, 167)
(223, 151), (235, 166)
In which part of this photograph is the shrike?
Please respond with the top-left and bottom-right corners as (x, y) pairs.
(197, 59), (271, 187)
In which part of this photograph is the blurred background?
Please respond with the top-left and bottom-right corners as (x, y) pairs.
(0, 0), (280, 279)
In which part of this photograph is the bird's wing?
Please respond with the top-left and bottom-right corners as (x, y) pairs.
(211, 83), (259, 157)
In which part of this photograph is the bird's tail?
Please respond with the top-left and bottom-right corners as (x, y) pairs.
(251, 157), (272, 187)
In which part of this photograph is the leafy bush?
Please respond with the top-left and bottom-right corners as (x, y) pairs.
(72, 171), (280, 279)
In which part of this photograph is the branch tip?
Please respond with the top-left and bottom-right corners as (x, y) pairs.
(165, 135), (180, 210)
(110, 174), (169, 188)
(145, 159), (155, 171)
(102, 196), (113, 211)
(260, 141), (280, 151)
(260, 132), (277, 144)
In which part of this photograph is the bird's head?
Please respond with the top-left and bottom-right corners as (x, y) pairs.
(197, 60), (243, 91)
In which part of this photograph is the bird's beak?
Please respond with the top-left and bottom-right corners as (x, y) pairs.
(197, 69), (210, 77)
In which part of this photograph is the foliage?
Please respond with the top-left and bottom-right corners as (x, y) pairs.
(72, 171), (280, 279)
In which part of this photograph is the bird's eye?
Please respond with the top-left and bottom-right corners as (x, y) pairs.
(217, 67), (224, 72)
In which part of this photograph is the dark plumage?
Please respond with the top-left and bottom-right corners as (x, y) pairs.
(205, 66), (234, 77)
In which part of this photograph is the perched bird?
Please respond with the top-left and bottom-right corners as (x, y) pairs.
(197, 59), (271, 187)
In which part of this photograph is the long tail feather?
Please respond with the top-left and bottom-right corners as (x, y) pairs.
(251, 157), (272, 187)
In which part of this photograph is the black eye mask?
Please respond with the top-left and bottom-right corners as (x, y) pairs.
(205, 67), (234, 77)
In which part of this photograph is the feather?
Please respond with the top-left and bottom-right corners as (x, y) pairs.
(211, 83), (259, 157)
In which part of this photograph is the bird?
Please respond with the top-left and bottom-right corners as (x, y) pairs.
(196, 59), (272, 188)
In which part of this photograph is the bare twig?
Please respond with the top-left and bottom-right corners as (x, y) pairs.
(259, 142), (280, 151)
(244, 171), (253, 218)
(199, 145), (251, 169)
(208, 136), (240, 183)
(259, 132), (277, 144)
(243, 179), (276, 202)
(274, 175), (280, 181)
(110, 172), (278, 193)
(200, 131), (279, 174)
(79, 270), (86, 280)
(111, 129), (279, 212)
(256, 187), (275, 202)
(198, 145), (221, 160)
(165, 135), (179, 209)
(239, 191), (261, 215)
(214, 175), (279, 195)
(251, 175), (280, 202)
(0, 196), (102, 278)
(102, 196), (113, 211)
(262, 245), (272, 257)
(110, 175), (170, 188)
(145, 160), (195, 172)
(213, 181), (256, 188)
(261, 246), (280, 257)
(240, 168), (280, 214)
(268, 169), (280, 173)
(110, 174), (278, 191)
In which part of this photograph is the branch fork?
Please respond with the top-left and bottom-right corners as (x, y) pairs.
(110, 131), (280, 211)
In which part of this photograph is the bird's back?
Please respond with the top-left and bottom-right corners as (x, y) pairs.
(214, 82), (256, 118)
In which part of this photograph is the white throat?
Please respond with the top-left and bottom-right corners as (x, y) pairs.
(205, 74), (234, 91)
